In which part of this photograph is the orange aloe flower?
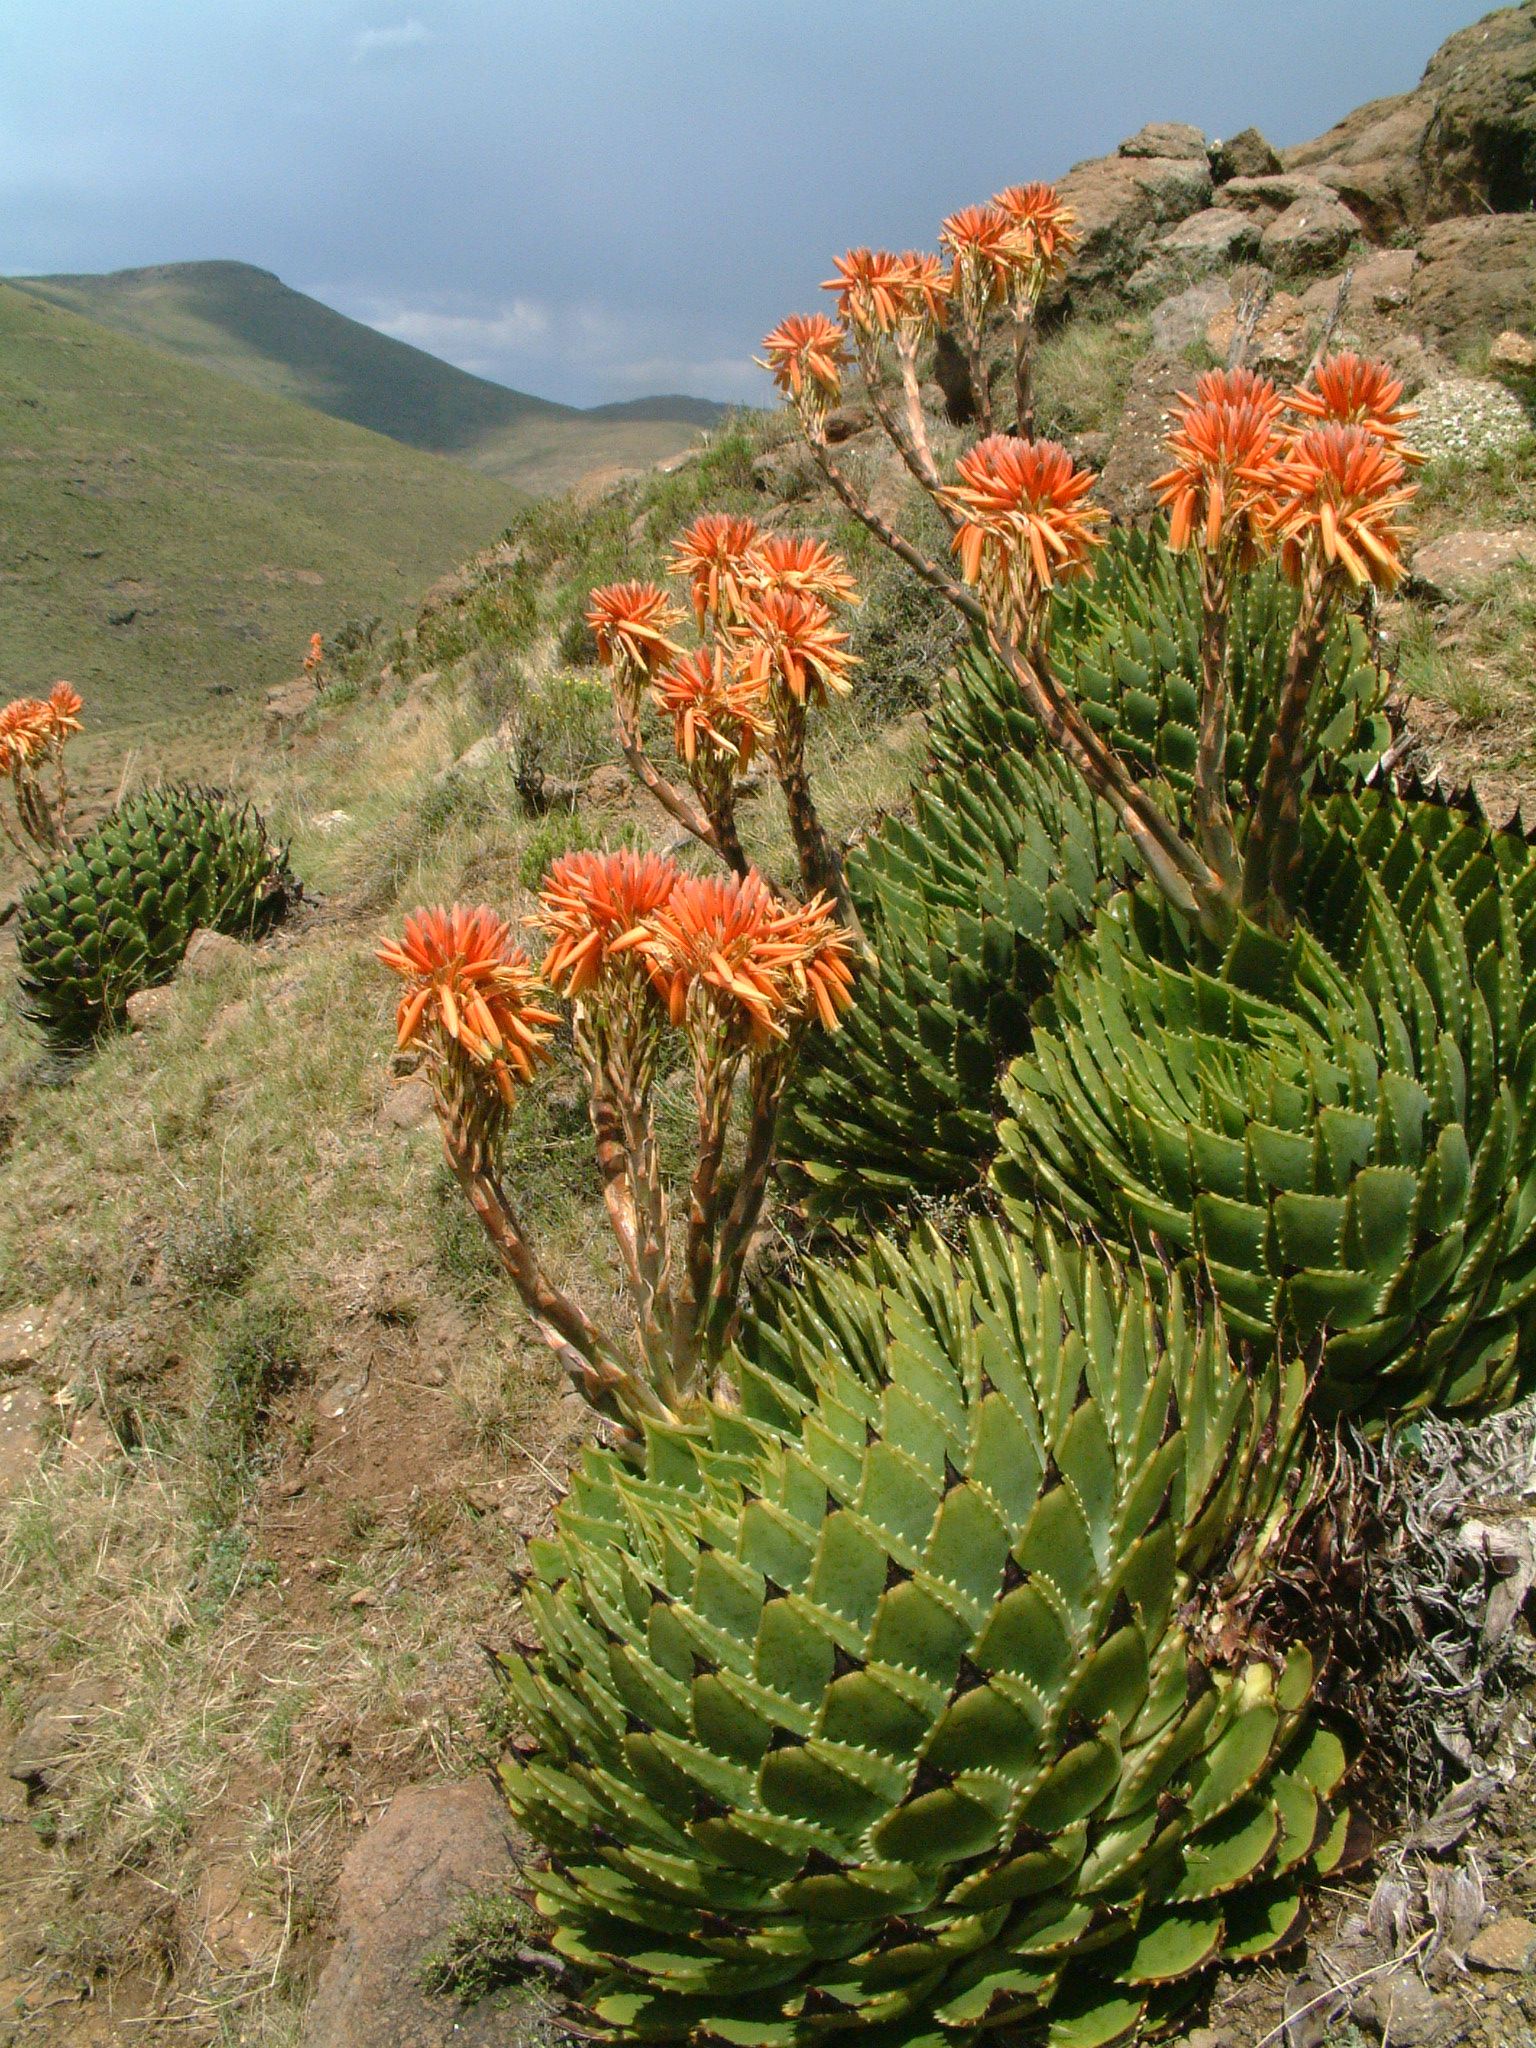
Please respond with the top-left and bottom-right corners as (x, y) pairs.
(821, 248), (912, 336)
(378, 905), (559, 1109)
(992, 182), (1078, 297)
(0, 698), (54, 773)
(747, 534), (859, 608)
(651, 648), (771, 769)
(892, 250), (953, 331)
(940, 204), (1015, 320)
(766, 891), (858, 1032)
(1272, 424), (1416, 590)
(533, 849), (679, 999)
(1287, 352), (1422, 461)
(1152, 397), (1287, 557)
(940, 435), (1107, 621)
(633, 870), (849, 1046)
(302, 632), (324, 674)
(758, 314), (849, 414)
(668, 513), (761, 627)
(45, 682), (83, 741)
(733, 588), (857, 705)
(585, 581), (687, 677)
(1182, 366), (1284, 421)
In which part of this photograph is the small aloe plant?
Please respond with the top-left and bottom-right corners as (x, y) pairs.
(0, 681), (82, 865)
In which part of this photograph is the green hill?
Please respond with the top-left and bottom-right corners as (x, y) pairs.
(0, 279), (520, 762)
(10, 262), (734, 496)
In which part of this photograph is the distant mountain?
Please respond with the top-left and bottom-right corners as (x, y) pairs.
(0, 280), (520, 754)
(9, 262), (735, 496)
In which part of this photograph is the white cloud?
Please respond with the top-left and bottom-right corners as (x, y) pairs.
(351, 20), (432, 61)
(363, 298), (553, 375)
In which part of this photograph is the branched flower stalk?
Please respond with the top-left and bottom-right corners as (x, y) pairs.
(0, 683), (83, 867)
(380, 865), (854, 1440)
(764, 188), (1421, 940)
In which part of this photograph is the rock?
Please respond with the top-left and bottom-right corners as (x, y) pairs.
(454, 734), (507, 775)
(1129, 208), (1260, 299)
(1220, 171), (1343, 219)
(125, 984), (175, 1031)
(1411, 375), (1532, 467)
(312, 808), (353, 834)
(1312, 158), (1420, 243)
(1204, 286), (1318, 380)
(822, 403), (871, 444)
(1119, 121), (1207, 161)
(8, 1678), (111, 1793)
(1353, 1967), (1459, 2045)
(569, 464), (638, 511)
(585, 763), (633, 808)
(1410, 528), (1536, 602)
(1056, 152), (1212, 292)
(1410, 216), (1536, 354)
(1149, 279), (1234, 355)
(750, 442), (819, 499)
(180, 929), (248, 979)
(1419, 3), (1536, 217)
(0, 1384), (49, 1499)
(1491, 328), (1536, 375)
(263, 674), (320, 736)
(1467, 1914), (1536, 1974)
(298, 1778), (534, 2048)
(1098, 353), (1196, 525)
(1259, 192), (1362, 273)
(1284, 90), (1432, 233)
(379, 1077), (436, 1132)
(1210, 126), (1283, 182)
(0, 1304), (62, 1370)
(1348, 246), (1418, 313)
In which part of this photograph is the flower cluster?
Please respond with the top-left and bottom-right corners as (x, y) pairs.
(1152, 355), (1418, 590)
(0, 683), (81, 775)
(378, 905), (558, 1111)
(941, 435), (1107, 632)
(1, 683), (84, 861)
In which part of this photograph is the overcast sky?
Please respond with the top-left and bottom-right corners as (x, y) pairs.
(0, 1), (1482, 409)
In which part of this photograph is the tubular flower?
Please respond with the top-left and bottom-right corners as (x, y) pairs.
(940, 435), (1107, 624)
(585, 581), (686, 678)
(1184, 366), (1284, 422)
(757, 314), (849, 421)
(633, 871), (814, 1046)
(668, 513), (762, 628)
(534, 849), (680, 999)
(302, 632), (324, 674)
(940, 204), (1016, 320)
(733, 589), (857, 705)
(1273, 424), (1417, 590)
(1152, 397), (1288, 558)
(747, 535), (859, 608)
(0, 699), (54, 773)
(765, 890), (858, 1031)
(45, 682), (83, 740)
(992, 182), (1078, 299)
(378, 905), (558, 1109)
(821, 248), (911, 336)
(1287, 351), (1422, 461)
(651, 648), (771, 769)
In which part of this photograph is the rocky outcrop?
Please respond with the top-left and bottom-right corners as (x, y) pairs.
(1210, 127), (1283, 183)
(1127, 208), (1260, 299)
(1118, 121), (1207, 161)
(1259, 191), (1363, 272)
(1408, 214), (1536, 350)
(1058, 149), (1212, 291)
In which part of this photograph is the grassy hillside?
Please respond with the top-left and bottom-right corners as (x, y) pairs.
(11, 262), (734, 495)
(0, 280), (521, 771)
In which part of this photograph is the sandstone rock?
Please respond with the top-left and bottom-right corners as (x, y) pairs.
(125, 984), (175, 1031)
(1149, 279), (1233, 355)
(1210, 127), (1283, 183)
(1353, 1967), (1459, 2045)
(1284, 91), (1432, 231)
(1119, 121), (1206, 161)
(180, 929), (248, 979)
(1057, 153), (1212, 291)
(1348, 246), (1418, 312)
(1491, 328), (1536, 374)
(1204, 287), (1317, 380)
(1419, 3), (1536, 217)
(1467, 1914), (1536, 1973)
(263, 674), (319, 736)
(1411, 215), (1536, 354)
(1410, 528), (1536, 602)
(1220, 172), (1342, 219)
(750, 442), (818, 499)
(1411, 375), (1532, 467)
(298, 1778), (534, 2048)
(1098, 354), (1195, 524)
(822, 403), (871, 444)
(8, 1678), (111, 1792)
(1128, 208), (1260, 298)
(1312, 158), (1420, 242)
(1260, 192), (1362, 273)
(379, 1077), (436, 1132)
(0, 1384), (49, 1500)
(585, 763), (633, 808)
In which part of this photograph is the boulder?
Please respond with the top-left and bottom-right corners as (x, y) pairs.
(125, 984), (176, 1032)
(1210, 127), (1283, 183)
(1127, 208), (1261, 299)
(1311, 157), (1422, 242)
(1409, 214), (1536, 352)
(1419, 2), (1536, 216)
(180, 929), (248, 979)
(1119, 121), (1207, 161)
(1410, 528), (1536, 602)
(8, 1678), (112, 1793)
(1347, 246), (1418, 313)
(1220, 172), (1343, 219)
(298, 1778), (537, 2048)
(379, 1076), (436, 1132)
(1057, 153), (1212, 291)
(1204, 287), (1319, 381)
(1466, 1913), (1536, 1973)
(1284, 90), (1432, 231)
(822, 403), (872, 444)
(1259, 192), (1363, 273)
(1149, 279), (1234, 355)
(1097, 354), (1195, 525)
(1491, 328), (1536, 374)
(1410, 375), (1533, 466)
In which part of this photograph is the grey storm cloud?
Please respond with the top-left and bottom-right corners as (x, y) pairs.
(0, 0), (1483, 407)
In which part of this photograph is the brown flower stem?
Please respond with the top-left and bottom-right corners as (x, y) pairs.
(771, 686), (863, 942)
(896, 336), (948, 504)
(697, 773), (750, 877)
(676, 1044), (737, 1384)
(705, 1051), (787, 1360)
(858, 332), (948, 505)
(1243, 561), (1335, 932)
(1192, 554), (1241, 907)
(614, 706), (728, 863)
(964, 320), (993, 434)
(1011, 305), (1036, 438)
(811, 443), (985, 624)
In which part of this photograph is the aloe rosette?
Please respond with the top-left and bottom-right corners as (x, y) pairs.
(496, 1220), (1346, 2045)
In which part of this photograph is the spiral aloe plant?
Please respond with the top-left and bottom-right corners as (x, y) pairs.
(497, 1219), (1345, 2045)
(16, 783), (294, 1046)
